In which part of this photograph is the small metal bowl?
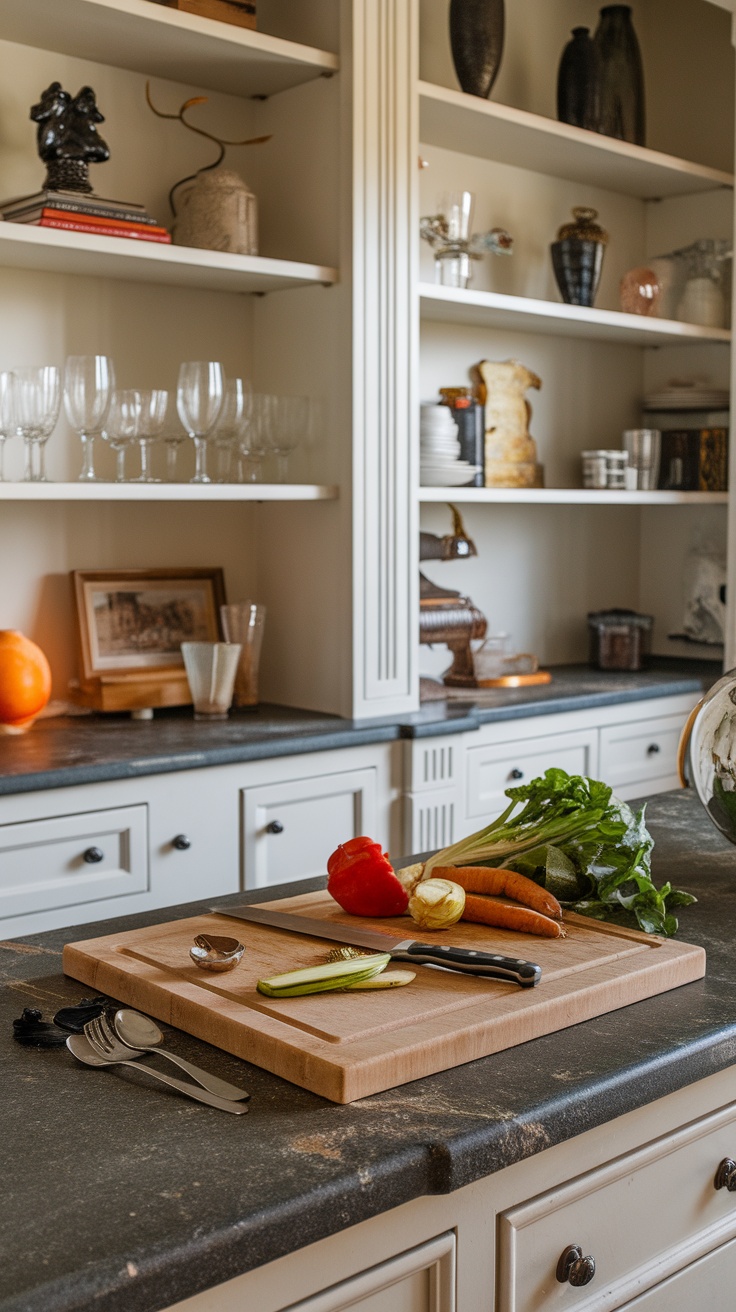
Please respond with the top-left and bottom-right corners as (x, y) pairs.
(190, 933), (245, 972)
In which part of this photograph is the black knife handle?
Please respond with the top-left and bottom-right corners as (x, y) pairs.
(394, 943), (541, 987)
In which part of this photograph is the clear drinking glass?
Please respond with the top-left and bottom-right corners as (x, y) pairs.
(181, 641), (242, 720)
(0, 372), (16, 481)
(13, 365), (61, 483)
(63, 355), (115, 483)
(239, 392), (269, 483)
(176, 361), (224, 484)
(220, 602), (266, 706)
(265, 394), (310, 482)
(213, 378), (252, 483)
(623, 429), (661, 491)
(132, 389), (168, 483)
(105, 389), (142, 482)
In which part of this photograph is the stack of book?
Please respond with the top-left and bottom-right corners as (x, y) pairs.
(0, 191), (171, 244)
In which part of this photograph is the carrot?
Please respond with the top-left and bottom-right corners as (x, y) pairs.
(461, 893), (565, 938)
(433, 866), (562, 920)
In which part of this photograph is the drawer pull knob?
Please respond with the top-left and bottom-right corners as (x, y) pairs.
(266, 820), (284, 835)
(172, 834), (192, 851)
(509, 768), (524, 780)
(82, 846), (104, 864)
(647, 743), (661, 756)
(556, 1245), (596, 1286)
(715, 1158), (736, 1190)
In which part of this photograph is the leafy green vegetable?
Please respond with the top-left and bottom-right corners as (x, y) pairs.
(423, 768), (695, 936)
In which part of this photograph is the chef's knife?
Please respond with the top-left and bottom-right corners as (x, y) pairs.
(211, 904), (542, 987)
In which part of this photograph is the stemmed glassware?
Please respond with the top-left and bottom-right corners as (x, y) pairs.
(239, 392), (268, 483)
(13, 366), (62, 483)
(132, 389), (168, 483)
(0, 372), (16, 482)
(105, 389), (142, 482)
(63, 355), (115, 483)
(261, 394), (310, 482)
(213, 378), (252, 483)
(176, 361), (224, 484)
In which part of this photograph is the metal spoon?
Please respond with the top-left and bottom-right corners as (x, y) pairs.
(67, 1033), (248, 1114)
(112, 1009), (249, 1101)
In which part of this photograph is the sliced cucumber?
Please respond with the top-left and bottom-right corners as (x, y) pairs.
(257, 952), (391, 997)
(342, 969), (416, 990)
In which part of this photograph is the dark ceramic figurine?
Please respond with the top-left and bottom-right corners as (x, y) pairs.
(449, 0), (505, 99)
(557, 27), (601, 131)
(594, 5), (645, 145)
(550, 207), (608, 308)
(31, 82), (110, 194)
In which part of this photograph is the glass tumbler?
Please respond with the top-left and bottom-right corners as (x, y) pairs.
(181, 641), (242, 720)
(623, 429), (661, 490)
(220, 603), (266, 706)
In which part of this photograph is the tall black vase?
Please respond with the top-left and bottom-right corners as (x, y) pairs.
(557, 27), (601, 131)
(594, 5), (645, 145)
(449, 0), (505, 100)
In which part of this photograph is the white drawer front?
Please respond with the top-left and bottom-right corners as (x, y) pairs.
(242, 768), (377, 888)
(620, 1235), (736, 1309)
(498, 1103), (736, 1312)
(599, 713), (686, 792)
(0, 805), (148, 921)
(466, 731), (597, 820)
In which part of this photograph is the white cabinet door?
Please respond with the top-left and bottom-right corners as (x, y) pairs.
(242, 767), (378, 887)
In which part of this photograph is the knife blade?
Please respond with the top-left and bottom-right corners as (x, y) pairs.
(211, 904), (541, 988)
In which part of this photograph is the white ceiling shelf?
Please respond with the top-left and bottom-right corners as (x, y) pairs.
(0, 483), (339, 502)
(418, 488), (728, 506)
(0, 223), (338, 295)
(0, 0), (338, 99)
(419, 81), (734, 200)
(419, 284), (732, 347)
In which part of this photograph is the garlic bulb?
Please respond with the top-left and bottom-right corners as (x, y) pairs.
(408, 878), (465, 930)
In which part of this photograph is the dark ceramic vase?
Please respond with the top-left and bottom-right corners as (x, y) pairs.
(557, 27), (601, 131)
(550, 239), (604, 307)
(449, 0), (505, 99)
(594, 5), (645, 145)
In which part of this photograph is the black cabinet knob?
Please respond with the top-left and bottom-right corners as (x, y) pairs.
(172, 834), (191, 851)
(509, 768), (524, 780)
(556, 1245), (596, 1286)
(82, 847), (104, 864)
(715, 1158), (736, 1191)
(266, 820), (284, 835)
(647, 743), (661, 756)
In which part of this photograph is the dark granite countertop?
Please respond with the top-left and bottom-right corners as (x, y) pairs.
(0, 659), (719, 795)
(3, 788), (736, 1312)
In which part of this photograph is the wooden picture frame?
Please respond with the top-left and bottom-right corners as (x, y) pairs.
(70, 568), (226, 712)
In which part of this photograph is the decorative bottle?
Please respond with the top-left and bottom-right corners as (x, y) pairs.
(557, 28), (601, 131)
(594, 5), (645, 145)
(449, 0), (505, 99)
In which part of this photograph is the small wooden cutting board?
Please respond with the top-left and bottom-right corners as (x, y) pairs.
(63, 892), (705, 1103)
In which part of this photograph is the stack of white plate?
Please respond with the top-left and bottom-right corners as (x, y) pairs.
(420, 403), (480, 487)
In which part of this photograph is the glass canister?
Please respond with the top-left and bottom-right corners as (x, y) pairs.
(588, 608), (653, 671)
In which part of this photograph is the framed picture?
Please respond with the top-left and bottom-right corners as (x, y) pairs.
(71, 569), (226, 707)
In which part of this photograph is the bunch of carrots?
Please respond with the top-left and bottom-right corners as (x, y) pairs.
(433, 866), (564, 938)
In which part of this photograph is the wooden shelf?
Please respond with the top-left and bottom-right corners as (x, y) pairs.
(419, 284), (732, 347)
(418, 488), (728, 505)
(0, 483), (339, 501)
(0, 0), (338, 99)
(0, 223), (338, 294)
(419, 82), (734, 200)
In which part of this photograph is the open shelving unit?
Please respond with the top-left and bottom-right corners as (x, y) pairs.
(0, 482), (339, 501)
(418, 488), (728, 506)
(0, 223), (339, 295)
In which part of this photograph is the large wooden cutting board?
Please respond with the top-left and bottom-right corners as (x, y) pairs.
(63, 892), (705, 1103)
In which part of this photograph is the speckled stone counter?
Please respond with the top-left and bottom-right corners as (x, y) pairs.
(3, 788), (736, 1312)
(0, 658), (719, 794)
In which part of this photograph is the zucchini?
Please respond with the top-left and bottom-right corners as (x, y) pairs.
(257, 952), (391, 997)
(342, 969), (416, 990)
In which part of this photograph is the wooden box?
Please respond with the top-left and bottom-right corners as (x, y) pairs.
(151, 0), (256, 30)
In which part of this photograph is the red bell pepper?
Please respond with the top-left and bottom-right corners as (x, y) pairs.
(327, 836), (409, 917)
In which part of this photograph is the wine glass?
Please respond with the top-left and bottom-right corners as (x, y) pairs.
(13, 366), (62, 483)
(176, 361), (224, 484)
(0, 372), (16, 482)
(63, 355), (115, 482)
(132, 389), (168, 483)
(265, 394), (310, 482)
(213, 378), (252, 483)
(105, 389), (142, 482)
(239, 393), (270, 483)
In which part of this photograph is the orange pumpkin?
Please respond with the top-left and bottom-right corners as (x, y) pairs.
(0, 630), (52, 731)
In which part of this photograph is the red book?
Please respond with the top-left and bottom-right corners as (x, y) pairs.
(42, 207), (167, 235)
(37, 217), (172, 244)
